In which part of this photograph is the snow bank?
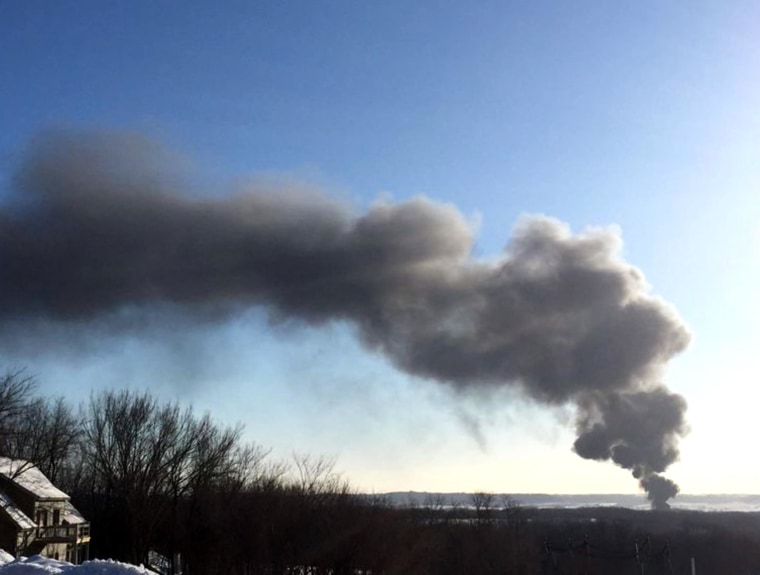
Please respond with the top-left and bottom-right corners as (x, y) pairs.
(68, 560), (157, 575)
(0, 556), (157, 575)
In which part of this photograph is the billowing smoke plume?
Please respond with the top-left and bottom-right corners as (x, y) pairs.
(0, 132), (690, 506)
(574, 389), (686, 509)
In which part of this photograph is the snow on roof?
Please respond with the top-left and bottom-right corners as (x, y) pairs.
(0, 556), (159, 574)
(0, 550), (13, 565)
(62, 501), (86, 525)
(0, 491), (36, 531)
(0, 459), (68, 501)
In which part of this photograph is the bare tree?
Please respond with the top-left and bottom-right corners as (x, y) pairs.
(291, 453), (348, 498)
(2, 396), (81, 485)
(471, 491), (495, 525)
(81, 389), (252, 565)
(423, 493), (448, 525)
(0, 369), (37, 459)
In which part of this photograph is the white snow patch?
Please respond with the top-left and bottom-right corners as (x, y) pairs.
(0, 459), (68, 500)
(0, 556), (158, 575)
(0, 492), (36, 530)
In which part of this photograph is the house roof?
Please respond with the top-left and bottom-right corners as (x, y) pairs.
(63, 500), (87, 525)
(0, 490), (36, 530)
(0, 458), (69, 500)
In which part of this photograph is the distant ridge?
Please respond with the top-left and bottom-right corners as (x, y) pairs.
(373, 492), (760, 512)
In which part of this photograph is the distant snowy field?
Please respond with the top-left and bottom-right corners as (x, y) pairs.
(383, 492), (760, 512)
(0, 551), (157, 574)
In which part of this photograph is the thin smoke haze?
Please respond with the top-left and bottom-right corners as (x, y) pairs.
(0, 131), (690, 507)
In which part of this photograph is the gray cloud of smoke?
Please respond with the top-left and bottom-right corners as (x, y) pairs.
(574, 389), (687, 509)
(0, 132), (691, 506)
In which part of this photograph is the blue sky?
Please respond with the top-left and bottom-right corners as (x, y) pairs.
(2, 1), (760, 495)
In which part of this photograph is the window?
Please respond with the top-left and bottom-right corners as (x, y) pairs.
(53, 509), (60, 525)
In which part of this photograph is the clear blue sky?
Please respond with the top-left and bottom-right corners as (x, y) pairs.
(1, 1), (759, 495)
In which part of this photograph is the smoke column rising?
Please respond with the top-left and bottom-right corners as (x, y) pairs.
(0, 132), (690, 506)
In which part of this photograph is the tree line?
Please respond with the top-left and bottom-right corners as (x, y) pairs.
(4, 369), (760, 574)
(0, 369), (545, 574)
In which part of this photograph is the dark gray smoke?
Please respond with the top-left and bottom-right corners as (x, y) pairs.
(640, 474), (680, 510)
(574, 388), (687, 509)
(0, 132), (691, 506)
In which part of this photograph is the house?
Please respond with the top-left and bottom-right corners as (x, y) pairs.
(0, 458), (90, 563)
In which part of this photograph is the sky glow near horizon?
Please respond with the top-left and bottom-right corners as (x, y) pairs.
(1, 2), (759, 496)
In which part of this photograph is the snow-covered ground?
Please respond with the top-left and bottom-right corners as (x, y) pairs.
(0, 551), (157, 574)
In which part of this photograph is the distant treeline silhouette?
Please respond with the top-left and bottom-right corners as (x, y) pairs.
(2, 369), (760, 574)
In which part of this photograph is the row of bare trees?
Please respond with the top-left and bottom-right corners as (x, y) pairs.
(10, 368), (760, 574)
(0, 369), (545, 574)
(0, 370), (80, 484)
(78, 389), (270, 565)
(0, 370), (262, 563)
